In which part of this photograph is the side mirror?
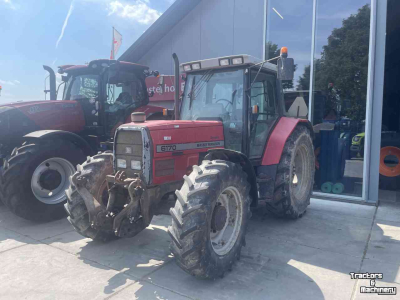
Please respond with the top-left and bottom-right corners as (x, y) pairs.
(277, 58), (294, 81)
(148, 91), (154, 97)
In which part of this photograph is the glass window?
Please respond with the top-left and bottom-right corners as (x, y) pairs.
(265, 0), (313, 97)
(249, 71), (279, 158)
(180, 69), (244, 151)
(105, 71), (146, 113)
(67, 75), (99, 100)
(311, 1), (371, 197)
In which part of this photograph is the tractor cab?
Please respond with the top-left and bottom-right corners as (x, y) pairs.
(59, 59), (158, 138)
(179, 51), (294, 160)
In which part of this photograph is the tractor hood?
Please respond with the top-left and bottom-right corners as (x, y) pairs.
(120, 120), (223, 131)
(0, 101), (85, 134)
(115, 120), (225, 185)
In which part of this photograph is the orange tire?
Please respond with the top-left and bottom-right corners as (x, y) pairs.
(379, 146), (400, 177)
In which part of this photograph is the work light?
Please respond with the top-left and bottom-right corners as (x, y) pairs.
(219, 59), (230, 66)
(131, 160), (141, 170)
(191, 63), (201, 70)
(117, 159), (127, 169)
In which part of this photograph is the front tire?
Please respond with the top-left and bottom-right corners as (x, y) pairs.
(0, 139), (86, 222)
(168, 160), (251, 279)
(266, 126), (314, 219)
(65, 152), (117, 242)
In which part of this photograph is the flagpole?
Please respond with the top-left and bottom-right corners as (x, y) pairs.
(111, 26), (115, 59)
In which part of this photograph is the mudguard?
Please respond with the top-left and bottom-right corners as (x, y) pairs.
(24, 130), (94, 156)
(262, 117), (313, 166)
(205, 149), (258, 206)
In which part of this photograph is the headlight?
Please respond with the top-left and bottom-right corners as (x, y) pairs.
(117, 159), (127, 169)
(131, 160), (141, 170)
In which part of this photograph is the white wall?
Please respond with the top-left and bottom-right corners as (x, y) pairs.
(139, 0), (265, 75)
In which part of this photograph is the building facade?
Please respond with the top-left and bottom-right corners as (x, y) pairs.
(121, 0), (390, 204)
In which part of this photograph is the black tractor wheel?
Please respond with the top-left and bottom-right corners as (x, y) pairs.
(0, 139), (86, 222)
(65, 152), (117, 242)
(168, 160), (251, 279)
(266, 126), (314, 219)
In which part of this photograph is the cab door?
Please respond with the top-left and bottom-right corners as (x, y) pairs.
(249, 71), (280, 159)
(67, 74), (101, 128)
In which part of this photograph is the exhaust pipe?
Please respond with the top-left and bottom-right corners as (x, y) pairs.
(172, 53), (180, 120)
(43, 65), (56, 100)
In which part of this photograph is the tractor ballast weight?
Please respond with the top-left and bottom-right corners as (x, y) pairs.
(65, 50), (315, 279)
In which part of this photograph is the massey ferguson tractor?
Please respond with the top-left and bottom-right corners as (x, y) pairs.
(65, 49), (315, 279)
(0, 59), (166, 222)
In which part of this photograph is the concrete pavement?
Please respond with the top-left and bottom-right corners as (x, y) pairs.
(0, 198), (399, 300)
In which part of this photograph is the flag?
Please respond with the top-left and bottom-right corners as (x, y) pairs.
(111, 27), (122, 59)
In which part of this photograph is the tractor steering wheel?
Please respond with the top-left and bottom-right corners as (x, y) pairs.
(216, 98), (233, 111)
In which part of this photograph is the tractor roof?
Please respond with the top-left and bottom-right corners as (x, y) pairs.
(58, 59), (148, 74)
(180, 54), (278, 73)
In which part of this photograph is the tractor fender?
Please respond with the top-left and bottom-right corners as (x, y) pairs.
(204, 149), (258, 206)
(23, 130), (94, 157)
(262, 117), (313, 166)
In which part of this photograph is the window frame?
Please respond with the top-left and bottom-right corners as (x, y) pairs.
(247, 69), (281, 160)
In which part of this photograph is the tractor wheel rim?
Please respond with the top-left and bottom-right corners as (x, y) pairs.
(292, 144), (309, 200)
(210, 186), (243, 256)
(31, 158), (75, 205)
(380, 146), (400, 177)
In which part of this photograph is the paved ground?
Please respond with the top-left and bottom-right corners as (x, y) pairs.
(0, 198), (399, 300)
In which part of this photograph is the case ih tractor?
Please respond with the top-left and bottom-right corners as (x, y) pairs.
(0, 59), (166, 222)
(65, 49), (315, 279)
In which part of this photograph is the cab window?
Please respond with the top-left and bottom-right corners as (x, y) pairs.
(67, 75), (99, 100)
(105, 71), (146, 113)
(249, 71), (279, 158)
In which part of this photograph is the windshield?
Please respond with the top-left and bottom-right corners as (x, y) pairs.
(105, 70), (147, 113)
(180, 69), (244, 151)
(64, 74), (99, 100)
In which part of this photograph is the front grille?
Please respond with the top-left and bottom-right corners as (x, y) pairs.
(115, 130), (143, 178)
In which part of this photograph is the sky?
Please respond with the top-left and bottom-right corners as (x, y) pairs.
(0, 0), (175, 104)
(0, 0), (370, 104)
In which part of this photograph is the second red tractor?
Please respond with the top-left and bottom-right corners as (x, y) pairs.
(65, 49), (315, 279)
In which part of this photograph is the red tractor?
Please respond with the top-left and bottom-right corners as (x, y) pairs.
(0, 59), (166, 222)
(65, 49), (315, 279)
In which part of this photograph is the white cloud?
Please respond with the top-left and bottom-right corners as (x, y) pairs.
(108, 0), (161, 25)
(56, 0), (75, 49)
(2, 0), (19, 10)
(0, 79), (20, 86)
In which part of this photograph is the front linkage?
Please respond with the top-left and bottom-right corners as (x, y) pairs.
(70, 156), (150, 239)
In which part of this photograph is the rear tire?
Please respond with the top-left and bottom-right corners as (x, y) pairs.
(0, 139), (86, 222)
(65, 152), (117, 242)
(266, 126), (314, 219)
(169, 160), (251, 279)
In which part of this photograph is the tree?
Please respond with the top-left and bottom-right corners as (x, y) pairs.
(298, 4), (371, 121)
